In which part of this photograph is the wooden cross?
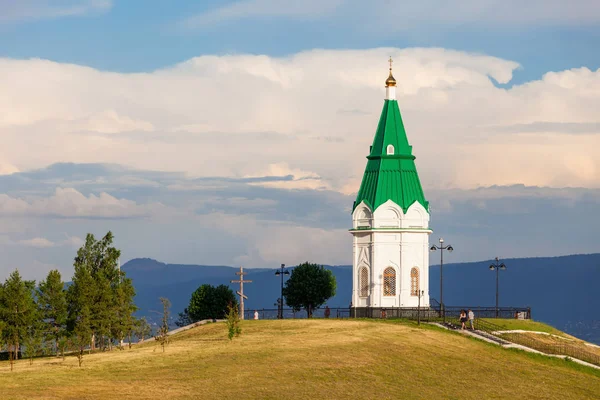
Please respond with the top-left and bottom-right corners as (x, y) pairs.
(230, 266), (252, 320)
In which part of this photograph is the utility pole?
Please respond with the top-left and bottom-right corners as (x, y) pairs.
(230, 267), (252, 320)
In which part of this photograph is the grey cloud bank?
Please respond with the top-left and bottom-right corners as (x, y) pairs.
(0, 163), (598, 281)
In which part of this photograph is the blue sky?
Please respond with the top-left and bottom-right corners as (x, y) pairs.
(1, 0), (599, 83)
(0, 0), (599, 280)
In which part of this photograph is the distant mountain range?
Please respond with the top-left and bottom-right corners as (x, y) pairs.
(122, 253), (600, 344)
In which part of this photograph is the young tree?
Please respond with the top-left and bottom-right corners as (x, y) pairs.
(57, 336), (69, 361)
(156, 297), (171, 352)
(72, 305), (92, 367)
(187, 284), (237, 322)
(283, 262), (337, 318)
(0, 270), (37, 370)
(225, 303), (242, 341)
(37, 269), (67, 356)
(22, 319), (45, 365)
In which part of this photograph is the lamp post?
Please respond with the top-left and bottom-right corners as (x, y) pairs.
(417, 290), (424, 326)
(274, 264), (289, 319)
(430, 238), (453, 322)
(489, 257), (506, 318)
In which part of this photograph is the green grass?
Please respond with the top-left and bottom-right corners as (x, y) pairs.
(480, 318), (569, 336)
(1, 319), (599, 400)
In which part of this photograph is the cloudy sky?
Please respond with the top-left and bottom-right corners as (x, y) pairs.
(0, 0), (599, 280)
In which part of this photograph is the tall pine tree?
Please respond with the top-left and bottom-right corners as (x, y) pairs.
(112, 276), (137, 348)
(37, 269), (67, 356)
(67, 232), (135, 352)
(0, 270), (37, 370)
(67, 254), (94, 351)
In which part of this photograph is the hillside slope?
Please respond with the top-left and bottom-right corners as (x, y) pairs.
(124, 254), (600, 344)
(2, 320), (599, 399)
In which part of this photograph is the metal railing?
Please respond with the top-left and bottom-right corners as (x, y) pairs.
(350, 306), (531, 322)
(243, 305), (532, 322)
(243, 307), (350, 320)
(442, 306), (531, 320)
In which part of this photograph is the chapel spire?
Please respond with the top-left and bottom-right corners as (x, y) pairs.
(352, 59), (428, 213)
(385, 56), (397, 100)
(385, 56), (397, 87)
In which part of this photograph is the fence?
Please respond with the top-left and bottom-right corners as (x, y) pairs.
(243, 305), (531, 322)
(441, 306), (531, 320)
(474, 318), (600, 366)
(351, 306), (530, 322)
(243, 308), (350, 320)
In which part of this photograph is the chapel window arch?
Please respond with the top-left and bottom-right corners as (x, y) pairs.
(386, 144), (395, 155)
(410, 267), (420, 296)
(383, 267), (396, 296)
(359, 266), (369, 297)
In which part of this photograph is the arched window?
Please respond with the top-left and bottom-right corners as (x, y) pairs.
(383, 267), (396, 296)
(386, 144), (395, 155)
(359, 267), (369, 297)
(410, 267), (420, 296)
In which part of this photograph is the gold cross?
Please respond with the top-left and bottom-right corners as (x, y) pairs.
(388, 56), (393, 70)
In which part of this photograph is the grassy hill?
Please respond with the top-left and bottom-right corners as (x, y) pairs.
(2, 319), (599, 399)
(123, 254), (600, 344)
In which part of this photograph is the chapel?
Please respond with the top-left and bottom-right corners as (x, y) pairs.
(350, 59), (432, 310)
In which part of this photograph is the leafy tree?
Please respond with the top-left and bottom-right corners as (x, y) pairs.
(283, 262), (336, 318)
(135, 317), (152, 342)
(175, 308), (192, 327)
(225, 303), (241, 341)
(37, 269), (67, 356)
(0, 270), (37, 370)
(188, 284), (237, 322)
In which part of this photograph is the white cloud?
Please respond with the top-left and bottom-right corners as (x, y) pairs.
(182, 0), (600, 30)
(0, 188), (164, 218)
(18, 237), (55, 248)
(0, 0), (112, 23)
(0, 160), (19, 175)
(0, 48), (599, 194)
(245, 163), (330, 190)
(62, 110), (155, 134)
(0, 234), (84, 249)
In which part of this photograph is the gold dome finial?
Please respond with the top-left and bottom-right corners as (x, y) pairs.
(385, 56), (397, 87)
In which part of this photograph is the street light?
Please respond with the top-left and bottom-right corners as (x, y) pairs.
(489, 257), (507, 318)
(417, 290), (425, 326)
(274, 264), (290, 319)
(430, 238), (454, 322)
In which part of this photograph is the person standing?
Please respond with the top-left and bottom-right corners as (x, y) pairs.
(468, 309), (475, 330)
(254, 310), (259, 320)
(324, 306), (331, 318)
(459, 310), (467, 330)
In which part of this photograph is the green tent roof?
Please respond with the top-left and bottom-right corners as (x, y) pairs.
(353, 99), (429, 214)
